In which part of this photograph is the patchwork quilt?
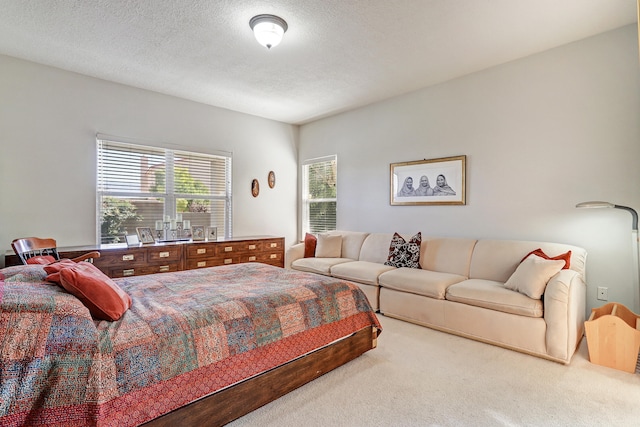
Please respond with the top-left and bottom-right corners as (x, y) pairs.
(0, 262), (381, 426)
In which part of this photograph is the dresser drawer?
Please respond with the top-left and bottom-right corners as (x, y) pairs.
(261, 239), (283, 251)
(214, 241), (261, 255)
(186, 244), (216, 259)
(148, 247), (181, 262)
(257, 251), (283, 264)
(94, 250), (146, 267)
(186, 255), (240, 269)
(109, 262), (180, 278)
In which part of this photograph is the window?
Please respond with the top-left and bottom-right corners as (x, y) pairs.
(302, 155), (337, 236)
(97, 136), (232, 244)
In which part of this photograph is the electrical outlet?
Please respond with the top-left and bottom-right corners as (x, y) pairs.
(597, 287), (608, 301)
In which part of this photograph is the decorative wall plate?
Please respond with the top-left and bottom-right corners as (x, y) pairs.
(268, 171), (276, 188)
(252, 179), (260, 197)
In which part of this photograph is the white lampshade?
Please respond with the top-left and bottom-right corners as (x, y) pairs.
(575, 201), (615, 209)
(250, 14), (288, 49)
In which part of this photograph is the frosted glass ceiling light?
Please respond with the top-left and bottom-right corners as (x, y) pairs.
(250, 14), (288, 49)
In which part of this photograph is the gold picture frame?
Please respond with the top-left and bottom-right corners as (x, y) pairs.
(390, 155), (466, 206)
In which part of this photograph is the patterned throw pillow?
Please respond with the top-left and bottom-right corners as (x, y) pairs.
(384, 232), (422, 269)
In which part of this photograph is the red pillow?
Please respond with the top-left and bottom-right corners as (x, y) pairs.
(26, 255), (56, 265)
(304, 233), (317, 258)
(44, 259), (78, 283)
(58, 262), (132, 321)
(521, 248), (571, 270)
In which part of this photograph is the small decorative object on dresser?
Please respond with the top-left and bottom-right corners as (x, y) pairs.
(136, 227), (155, 244)
(125, 234), (140, 247)
(192, 225), (205, 241)
(207, 227), (218, 241)
(251, 178), (260, 197)
(268, 171), (276, 188)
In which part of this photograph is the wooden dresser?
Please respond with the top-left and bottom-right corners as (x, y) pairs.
(4, 236), (284, 278)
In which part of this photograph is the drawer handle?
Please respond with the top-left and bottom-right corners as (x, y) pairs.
(224, 258), (232, 264)
(270, 243), (277, 248)
(122, 254), (135, 261)
(248, 256), (256, 261)
(159, 251), (170, 258)
(123, 269), (135, 276)
(159, 265), (170, 272)
(224, 246), (233, 252)
(197, 261), (206, 267)
(270, 254), (277, 259)
(197, 248), (207, 255)
(248, 244), (256, 250)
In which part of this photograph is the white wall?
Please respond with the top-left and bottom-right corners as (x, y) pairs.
(0, 55), (299, 266)
(299, 25), (640, 314)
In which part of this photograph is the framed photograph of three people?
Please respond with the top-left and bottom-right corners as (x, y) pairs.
(390, 155), (466, 206)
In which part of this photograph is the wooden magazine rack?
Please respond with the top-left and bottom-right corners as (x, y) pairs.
(585, 302), (640, 373)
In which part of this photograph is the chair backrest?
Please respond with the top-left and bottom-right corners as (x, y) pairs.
(11, 237), (60, 264)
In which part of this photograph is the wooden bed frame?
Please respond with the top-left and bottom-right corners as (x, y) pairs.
(144, 326), (378, 427)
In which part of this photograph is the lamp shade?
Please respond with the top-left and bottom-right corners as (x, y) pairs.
(576, 201), (638, 231)
(575, 201), (615, 209)
(250, 14), (288, 49)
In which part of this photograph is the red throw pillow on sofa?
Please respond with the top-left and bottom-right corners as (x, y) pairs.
(521, 248), (571, 270)
(304, 233), (317, 258)
(57, 262), (132, 321)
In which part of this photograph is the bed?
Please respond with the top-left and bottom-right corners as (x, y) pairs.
(0, 262), (381, 426)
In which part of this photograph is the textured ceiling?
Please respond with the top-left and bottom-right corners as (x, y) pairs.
(0, 1), (636, 125)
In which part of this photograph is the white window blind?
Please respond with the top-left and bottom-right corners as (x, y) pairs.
(302, 155), (337, 237)
(97, 137), (232, 244)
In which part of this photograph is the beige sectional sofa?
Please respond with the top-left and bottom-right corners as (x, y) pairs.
(285, 231), (587, 364)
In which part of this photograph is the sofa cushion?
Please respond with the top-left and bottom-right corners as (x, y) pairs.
(469, 240), (586, 282)
(379, 268), (467, 299)
(446, 279), (543, 318)
(420, 238), (477, 276)
(504, 254), (564, 299)
(291, 257), (353, 275)
(330, 261), (396, 286)
(384, 232), (421, 269)
(359, 233), (396, 263)
(316, 234), (342, 257)
(321, 230), (371, 259)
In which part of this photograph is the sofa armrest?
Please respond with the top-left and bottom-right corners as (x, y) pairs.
(543, 269), (586, 363)
(285, 242), (305, 269)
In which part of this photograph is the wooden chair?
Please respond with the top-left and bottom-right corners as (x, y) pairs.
(11, 237), (100, 265)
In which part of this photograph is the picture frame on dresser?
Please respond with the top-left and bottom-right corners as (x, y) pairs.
(390, 155), (466, 206)
(207, 227), (218, 241)
(192, 225), (205, 241)
(125, 234), (140, 247)
(136, 227), (155, 244)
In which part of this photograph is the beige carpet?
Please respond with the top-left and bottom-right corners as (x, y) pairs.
(228, 315), (640, 426)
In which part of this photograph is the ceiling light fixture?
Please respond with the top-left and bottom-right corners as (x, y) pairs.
(249, 14), (288, 49)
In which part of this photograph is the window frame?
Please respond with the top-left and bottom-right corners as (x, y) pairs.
(96, 134), (232, 244)
(301, 155), (337, 238)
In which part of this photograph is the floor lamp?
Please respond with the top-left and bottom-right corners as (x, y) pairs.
(576, 201), (640, 313)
